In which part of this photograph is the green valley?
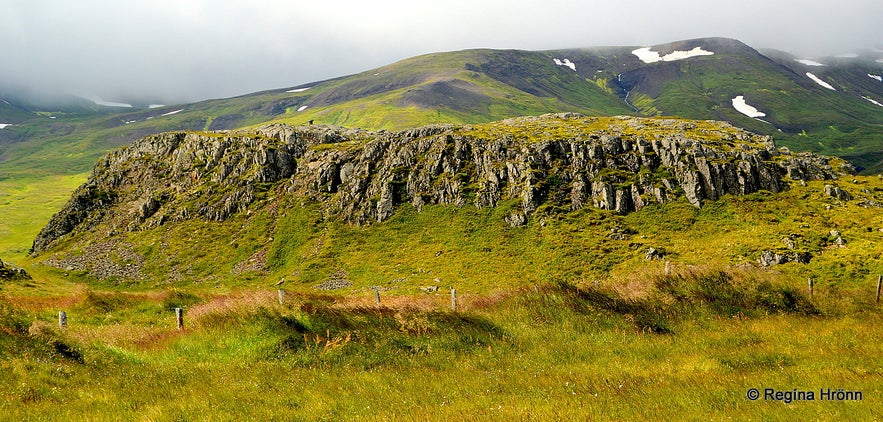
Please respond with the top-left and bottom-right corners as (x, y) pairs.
(2, 37), (883, 420)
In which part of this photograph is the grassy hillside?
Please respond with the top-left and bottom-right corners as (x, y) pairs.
(1, 37), (882, 417)
(0, 175), (85, 262)
(0, 49), (633, 180)
(0, 100), (38, 123)
(3, 112), (883, 418)
(27, 174), (883, 296)
(1, 276), (881, 420)
(3, 175), (883, 419)
(4, 38), (881, 185)
(552, 38), (883, 172)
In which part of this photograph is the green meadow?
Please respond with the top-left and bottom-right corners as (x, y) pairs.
(2, 173), (883, 419)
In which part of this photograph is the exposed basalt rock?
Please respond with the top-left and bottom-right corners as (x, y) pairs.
(43, 240), (144, 280)
(32, 114), (852, 254)
(32, 125), (363, 252)
(315, 270), (352, 290)
(823, 184), (852, 201)
(0, 257), (31, 280)
(758, 250), (813, 267)
(644, 248), (666, 261)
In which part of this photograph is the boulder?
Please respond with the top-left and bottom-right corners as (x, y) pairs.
(824, 184), (852, 201)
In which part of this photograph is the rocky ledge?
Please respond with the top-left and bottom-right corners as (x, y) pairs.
(32, 113), (852, 253)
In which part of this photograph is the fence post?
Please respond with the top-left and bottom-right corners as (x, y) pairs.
(278, 289), (286, 305)
(58, 311), (67, 328)
(664, 261), (671, 276)
(808, 278), (814, 298)
(450, 288), (457, 311)
(175, 308), (184, 330)
(374, 289), (381, 305)
(876, 275), (881, 304)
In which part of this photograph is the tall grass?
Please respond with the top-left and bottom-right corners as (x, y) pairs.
(2, 265), (881, 420)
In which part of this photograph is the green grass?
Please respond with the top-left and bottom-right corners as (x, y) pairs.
(25, 170), (883, 303)
(262, 52), (633, 131)
(0, 174), (87, 261)
(3, 171), (883, 418)
(1, 65), (882, 417)
(1, 274), (881, 420)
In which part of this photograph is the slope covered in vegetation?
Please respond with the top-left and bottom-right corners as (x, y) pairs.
(3, 113), (883, 419)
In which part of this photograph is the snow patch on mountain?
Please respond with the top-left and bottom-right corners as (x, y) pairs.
(869, 74), (883, 82)
(732, 96), (766, 118)
(632, 48), (660, 63)
(553, 58), (576, 71)
(148, 104), (165, 109)
(297, 106), (308, 112)
(287, 87), (311, 93)
(88, 97), (133, 108)
(0, 123), (12, 129)
(632, 46), (714, 64)
(864, 96), (883, 107)
(806, 73), (836, 90)
(796, 59), (825, 66)
(161, 109), (184, 116)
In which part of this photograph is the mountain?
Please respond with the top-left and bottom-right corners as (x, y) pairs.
(0, 98), (38, 124)
(542, 38), (883, 171)
(2, 37), (882, 179)
(31, 113), (860, 286)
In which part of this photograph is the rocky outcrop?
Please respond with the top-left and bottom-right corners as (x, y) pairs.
(0, 257), (30, 280)
(42, 240), (144, 280)
(32, 114), (853, 253)
(823, 184), (852, 201)
(32, 126), (345, 252)
(757, 250), (813, 267)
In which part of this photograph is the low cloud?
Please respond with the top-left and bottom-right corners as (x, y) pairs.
(1, 0), (879, 105)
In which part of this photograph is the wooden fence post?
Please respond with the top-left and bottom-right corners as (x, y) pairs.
(175, 308), (184, 330)
(450, 288), (457, 311)
(808, 278), (814, 298)
(664, 261), (672, 276)
(374, 289), (381, 305)
(58, 311), (67, 328)
(876, 275), (881, 304)
(277, 289), (286, 305)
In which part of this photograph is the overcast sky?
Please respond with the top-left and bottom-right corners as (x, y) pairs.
(1, 0), (881, 104)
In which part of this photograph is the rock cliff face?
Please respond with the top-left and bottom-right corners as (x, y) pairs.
(32, 114), (852, 253)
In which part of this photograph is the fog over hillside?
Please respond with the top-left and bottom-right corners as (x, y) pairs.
(1, 0), (881, 104)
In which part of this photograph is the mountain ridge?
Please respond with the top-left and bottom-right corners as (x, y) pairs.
(3, 37), (882, 179)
